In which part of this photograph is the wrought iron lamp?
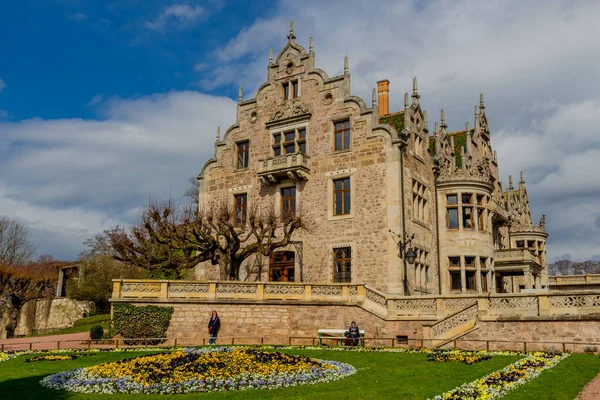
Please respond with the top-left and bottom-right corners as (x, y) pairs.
(389, 230), (417, 264)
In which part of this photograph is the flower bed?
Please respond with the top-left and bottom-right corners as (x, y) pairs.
(40, 347), (356, 394)
(427, 350), (491, 365)
(26, 354), (96, 363)
(429, 352), (569, 400)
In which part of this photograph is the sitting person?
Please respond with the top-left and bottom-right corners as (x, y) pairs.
(347, 321), (360, 346)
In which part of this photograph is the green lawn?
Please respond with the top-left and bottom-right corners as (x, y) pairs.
(29, 315), (111, 337)
(0, 349), (597, 400)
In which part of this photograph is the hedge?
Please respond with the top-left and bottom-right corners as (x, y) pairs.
(89, 325), (104, 340)
(112, 302), (174, 344)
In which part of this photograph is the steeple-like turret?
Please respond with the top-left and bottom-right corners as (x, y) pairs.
(411, 76), (420, 106)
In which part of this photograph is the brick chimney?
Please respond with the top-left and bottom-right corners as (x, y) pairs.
(377, 79), (390, 117)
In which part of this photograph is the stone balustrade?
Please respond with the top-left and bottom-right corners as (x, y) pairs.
(549, 274), (600, 285)
(111, 280), (600, 320)
(257, 153), (310, 184)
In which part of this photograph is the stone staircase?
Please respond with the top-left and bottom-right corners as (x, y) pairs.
(424, 303), (479, 348)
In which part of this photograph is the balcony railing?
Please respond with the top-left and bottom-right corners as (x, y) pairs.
(257, 153), (309, 185)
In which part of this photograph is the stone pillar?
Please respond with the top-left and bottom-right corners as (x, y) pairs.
(56, 269), (65, 297)
(461, 256), (467, 294)
(526, 271), (534, 289)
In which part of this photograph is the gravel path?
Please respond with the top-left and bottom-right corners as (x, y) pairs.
(0, 332), (90, 351)
(575, 372), (600, 400)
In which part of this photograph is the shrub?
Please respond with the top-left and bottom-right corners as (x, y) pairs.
(90, 325), (104, 340)
(112, 302), (173, 345)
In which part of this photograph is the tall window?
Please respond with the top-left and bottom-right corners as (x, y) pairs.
(415, 249), (430, 294)
(462, 194), (473, 229)
(412, 180), (428, 223)
(449, 256), (461, 291)
(480, 257), (489, 292)
(272, 127), (306, 156)
(465, 256), (476, 291)
(446, 194), (459, 229)
(283, 80), (299, 100)
(334, 247), (352, 283)
(234, 194), (247, 226)
(281, 187), (296, 221)
(333, 178), (351, 216)
(477, 194), (486, 231)
(334, 119), (351, 151)
(236, 141), (249, 169)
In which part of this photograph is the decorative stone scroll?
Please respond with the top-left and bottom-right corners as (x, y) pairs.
(312, 286), (342, 296)
(430, 304), (478, 338)
(216, 284), (257, 294)
(264, 285), (305, 295)
(549, 295), (600, 308)
(394, 299), (436, 310)
(445, 298), (477, 310)
(121, 283), (161, 293)
(365, 288), (386, 306)
(489, 296), (538, 310)
(168, 283), (209, 293)
(267, 103), (310, 123)
(349, 286), (358, 296)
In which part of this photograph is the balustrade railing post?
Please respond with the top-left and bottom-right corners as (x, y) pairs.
(112, 279), (122, 300)
(538, 294), (550, 317)
(477, 297), (488, 318)
(160, 281), (169, 299)
(305, 284), (312, 301)
(523, 342), (527, 352)
(57, 341), (60, 350)
(436, 298), (446, 318)
(208, 282), (217, 300)
(257, 283), (264, 300)
(486, 341), (489, 351)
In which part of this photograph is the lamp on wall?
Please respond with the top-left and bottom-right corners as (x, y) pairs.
(389, 230), (417, 264)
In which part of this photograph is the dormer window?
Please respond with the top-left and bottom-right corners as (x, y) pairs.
(283, 80), (299, 100)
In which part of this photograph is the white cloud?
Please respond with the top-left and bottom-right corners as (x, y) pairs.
(87, 94), (103, 106)
(146, 4), (206, 31)
(0, 91), (236, 259)
(68, 12), (88, 21)
(0, 79), (6, 91)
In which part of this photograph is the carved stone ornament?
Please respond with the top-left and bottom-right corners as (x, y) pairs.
(322, 92), (334, 105)
(268, 103), (310, 123)
(248, 111), (258, 124)
(265, 284), (305, 295)
(122, 283), (161, 292)
(430, 304), (478, 338)
(312, 285), (342, 296)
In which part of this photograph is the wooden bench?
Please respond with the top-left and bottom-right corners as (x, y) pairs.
(318, 329), (365, 347)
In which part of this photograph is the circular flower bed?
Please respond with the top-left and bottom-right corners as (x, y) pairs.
(40, 347), (355, 394)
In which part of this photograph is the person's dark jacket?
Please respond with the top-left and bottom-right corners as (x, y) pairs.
(208, 316), (221, 335)
(348, 325), (360, 338)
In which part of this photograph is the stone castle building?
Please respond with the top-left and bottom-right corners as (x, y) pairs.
(196, 23), (548, 296)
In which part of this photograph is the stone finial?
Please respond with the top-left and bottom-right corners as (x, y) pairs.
(520, 170), (525, 183)
(344, 55), (349, 75)
(269, 48), (273, 64)
(466, 121), (470, 131)
(475, 105), (479, 116)
(540, 215), (546, 229)
(216, 126), (221, 142)
(238, 85), (243, 102)
(372, 88), (377, 108)
(493, 150), (497, 163)
(423, 111), (428, 131)
(434, 122), (439, 133)
(309, 36), (314, 54)
(411, 76), (420, 104)
(440, 109), (447, 129)
(404, 92), (409, 108)
(509, 175), (514, 189)
(480, 93), (485, 110)
(287, 20), (296, 41)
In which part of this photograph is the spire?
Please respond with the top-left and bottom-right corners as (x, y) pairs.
(238, 85), (243, 102)
(411, 76), (420, 105)
(309, 36), (314, 54)
(216, 126), (220, 142)
(434, 122), (439, 133)
(466, 121), (470, 131)
(509, 175), (514, 190)
(287, 20), (296, 41)
(440, 109), (447, 130)
(520, 170), (525, 184)
(344, 55), (349, 75)
(475, 105), (479, 116)
(404, 92), (409, 109)
(423, 111), (428, 132)
(269, 48), (273, 65)
(479, 93), (485, 112)
(493, 150), (497, 163)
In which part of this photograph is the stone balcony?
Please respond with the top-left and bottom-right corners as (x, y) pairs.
(494, 249), (541, 267)
(257, 152), (310, 185)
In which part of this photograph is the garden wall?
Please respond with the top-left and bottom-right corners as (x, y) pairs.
(15, 298), (93, 336)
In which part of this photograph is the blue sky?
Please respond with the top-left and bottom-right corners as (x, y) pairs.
(0, 0), (599, 262)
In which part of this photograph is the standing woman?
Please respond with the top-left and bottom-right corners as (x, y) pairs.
(208, 310), (220, 344)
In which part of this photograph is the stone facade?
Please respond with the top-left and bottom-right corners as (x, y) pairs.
(196, 23), (548, 297)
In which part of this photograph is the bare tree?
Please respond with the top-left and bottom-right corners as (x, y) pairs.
(183, 176), (200, 205)
(107, 198), (308, 280)
(0, 261), (63, 338)
(0, 216), (36, 266)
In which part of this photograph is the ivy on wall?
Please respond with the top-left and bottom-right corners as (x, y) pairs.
(112, 302), (173, 344)
(379, 113), (406, 140)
